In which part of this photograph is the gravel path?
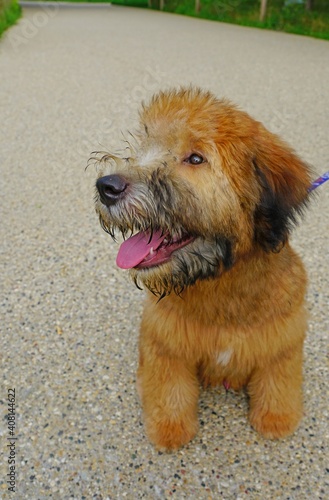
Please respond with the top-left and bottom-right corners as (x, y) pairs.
(0, 4), (328, 499)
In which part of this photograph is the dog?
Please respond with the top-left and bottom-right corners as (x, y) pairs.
(94, 87), (312, 450)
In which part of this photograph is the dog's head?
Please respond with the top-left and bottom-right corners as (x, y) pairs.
(94, 88), (312, 297)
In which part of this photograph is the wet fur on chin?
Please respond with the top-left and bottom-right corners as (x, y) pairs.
(94, 87), (313, 450)
(130, 236), (233, 298)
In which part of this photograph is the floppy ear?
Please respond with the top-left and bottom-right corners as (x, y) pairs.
(253, 126), (312, 252)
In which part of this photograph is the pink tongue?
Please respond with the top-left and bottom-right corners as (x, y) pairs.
(116, 230), (166, 269)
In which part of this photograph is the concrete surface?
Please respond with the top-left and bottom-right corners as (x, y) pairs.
(0, 4), (328, 499)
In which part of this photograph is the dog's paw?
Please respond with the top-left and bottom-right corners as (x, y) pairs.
(249, 409), (301, 439)
(145, 417), (198, 451)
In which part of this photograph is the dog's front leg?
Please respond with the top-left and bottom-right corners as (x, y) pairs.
(248, 341), (304, 439)
(137, 339), (199, 451)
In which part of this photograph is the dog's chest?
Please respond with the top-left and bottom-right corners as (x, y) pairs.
(216, 348), (234, 367)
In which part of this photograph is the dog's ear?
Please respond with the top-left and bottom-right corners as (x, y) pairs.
(253, 126), (312, 252)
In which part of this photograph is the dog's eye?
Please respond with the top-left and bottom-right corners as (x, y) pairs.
(185, 153), (204, 166)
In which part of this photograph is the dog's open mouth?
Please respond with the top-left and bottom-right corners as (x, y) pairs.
(116, 229), (195, 270)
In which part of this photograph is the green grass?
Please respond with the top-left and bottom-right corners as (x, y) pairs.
(111, 0), (148, 5)
(0, 0), (21, 38)
(56, 0), (148, 5)
(159, 0), (329, 40)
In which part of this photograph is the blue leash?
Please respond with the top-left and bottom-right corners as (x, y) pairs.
(309, 171), (329, 192)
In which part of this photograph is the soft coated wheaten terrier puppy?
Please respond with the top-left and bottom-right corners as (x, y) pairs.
(94, 88), (311, 450)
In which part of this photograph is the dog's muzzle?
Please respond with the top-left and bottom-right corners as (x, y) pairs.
(96, 175), (129, 206)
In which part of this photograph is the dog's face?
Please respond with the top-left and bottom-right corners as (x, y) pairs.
(94, 88), (311, 297)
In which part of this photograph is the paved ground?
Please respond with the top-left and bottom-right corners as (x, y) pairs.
(0, 4), (328, 499)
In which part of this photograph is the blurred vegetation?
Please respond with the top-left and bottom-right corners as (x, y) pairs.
(154, 0), (329, 40)
(0, 0), (21, 38)
(111, 0), (148, 5)
(1, 1), (327, 40)
(65, 0), (148, 5)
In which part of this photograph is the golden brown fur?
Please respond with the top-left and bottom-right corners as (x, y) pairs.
(94, 88), (312, 450)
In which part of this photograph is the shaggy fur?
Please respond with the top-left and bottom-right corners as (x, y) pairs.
(94, 87), (312, 450)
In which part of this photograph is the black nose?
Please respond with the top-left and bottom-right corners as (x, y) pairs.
(96, 175), (129, 206)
